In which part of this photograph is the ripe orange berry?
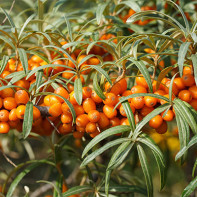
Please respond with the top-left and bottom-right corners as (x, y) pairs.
(33, 106), (41, 120)
(164, 80), (179, 96)
(118, 78), (127, 94)
(3, 97), (17, 110)
(58, 123), (72, 134)
(98, 112), (109, 129)
(0, 98), (2, 109)
(61, 112), (73, 124)
(140, 106), (154, 116)
(15, 90), (29, 105)
(1, 88), (14, 98)
(82, 87), (92, 99)
(160, 78), (170, 90)
(31, 55), (43, 63)
(119, 103), (135, 117)
(73, 104), (84, 116)
(14, 79), (30, 90)
(131, 85), (147, 94)
(120, 118), (129, 125)
(0, 122), (10, 133)
(161, 109), (174, 122)
(174, 77), (185, 90)
(189, 86), (197, 99)
(122, 90), (132, 102)
(54, 87), (69, 102)
(69, 91), (78, 105)
(182, 74), (195, 87)
(152, 80), (163, 92)
(109, 117), (121, 127)
(76, 126), (86, 132)
(0, 110), (9, 122)
(49, 95), (61, 105)
(9, 108), (18, 121)
(154, 90), (166, 96)
(52, 60), (65, 73)
(144, 96), (158, 107)
(85, 122), (97, 133)
(77, 54), (87, 64)
(149, 115), (163, 129)
(183, 65), (193, 75)
(82, 98), (96, 113)
(62, 71), (74, 80)
(61, 102), (71, 114)
(73, 131), (84, 139)
(49, 103), (62, 117)
(91, 91), (103, 103)
(88, 110), (100, 122)
(160, 94), (175, 105)
(44, 95), (51, 106)
(76, 114), (89, 127)
(105, 82), (121, 95)
(155, 121), (168, 134)
(16, 105), (26, 119)
(87, 57), (100, 65)
(67, 83), (74, 92)
(178, 90), (192, 103)
(136, 74), (148, 89)
(189, 99), (197, 110)
(103, 93), (117, 106)
(131, 97), (145, 109)
(103, 105), (117, 119)
(89, 130), (100, 138)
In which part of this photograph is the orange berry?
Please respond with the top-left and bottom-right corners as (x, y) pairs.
(152, 80), (163, 92)
(105, 82), (121, 95)
(183, 65), (193, 75)
(67, 83), (74, 92)
(44, 95), (51, 106)
(0, 98), (2, 109)
(73, 131), (84, 139)
(136, 74), (148, 89)
(49, 103), (62, 117)
(87, 57), (100, 65)
(149, 115), (163, 129)
(109, 117), (121, 127)
(58, 123), (72, 134)
(161, 110), (174, 121)
(189, 86), (197, 99)
(49, 95), (61, 105)
(131, 85), (147, 94)
(155, 121), (168, 134)
(178, 90), (192, 103)
(14, 79), (30, 90)
(0, 110), (9, 122)
(88, 110), (100, 122)
(76, 126), (86, 132)
(62, 71), (74, 80)
(76, 114), (89, 127)
(103, 93), (117, 106)
(117, 78), (127, 94)
(140, 106), (154, 116)
(182, 74), (195, 87)
(119, 103), (135, 117)
(82, 98), (96, 113)
(164, 80), (179, 96)
(69, 91), (78, 105)
(62, 102), (71, 114)
(77, 54), (87, 64)
(131, 96), (145, 109)
(61, 113), (73, 124)
(3, 97), (17, 110)
(52, 60), (65, 73)
(103, 105), (117, 119)
(91, 91), (103, 103)
(160, 94), (175, 105)
(73, 104), (84, 116)
(82, 87), (92, 99)
(85, 122), (97, 133)
(33, 106), (41, 120)
(89, 130), (100, 138)
(31, 55), (43, 63)
(9, 108), (18, 121)
(189, 99), (197, 111)
(15, 90), (29, 105)
(160, 78), (170, 90)
(54, 87), (69, 102)
(1, 88), (14, 98)
(120, 118), (129, 125)
(0, 122), (10, 133)
(144, 96), (158, 107)
(122, 90), (132, 102)
(98, 112), (109, 129)
(174, 77), (185, 90)
(16, 105), (26, 119)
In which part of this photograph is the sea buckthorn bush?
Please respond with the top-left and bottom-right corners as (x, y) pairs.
(0, 0), (197, 196)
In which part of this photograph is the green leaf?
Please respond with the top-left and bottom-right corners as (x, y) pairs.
(137, 144), (153, 197)
(82, 125), (131, 158)
(173, 99), (197, 134)
(178, 42), (191, 77)
(0, 55), (9, 75)
(35, 70), (43, 93)
(191, 54), (197, 86)
(93, 74), (106, 100)
(88, 64), (112, 85)
(1, 8), (16, 28)
(64, 16), (73, 42)
(182, 176), (197, 197)
(122, 101), (136, 131)
(6, 163), (40, 197)
(96, 3), (108, 25)
(0, 35), (15, 49)
(62, 185), (92, 197)
(23, 101), (33, 139)
(116, 1), (140, 12)
(81, 138), (131, 167)
(128, 58), (153, 92)
(18, 48), (29, 74)
(74, 78), (82, 105)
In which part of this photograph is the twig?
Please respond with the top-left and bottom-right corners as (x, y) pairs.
(1, 0), (16, 25)
(0, 149), (16, 168)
